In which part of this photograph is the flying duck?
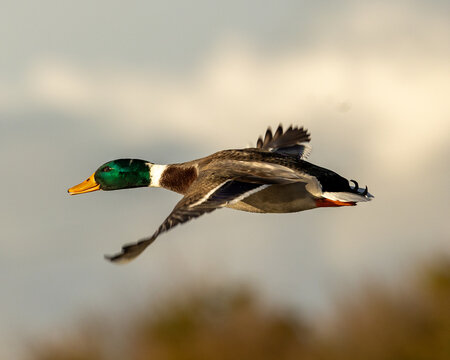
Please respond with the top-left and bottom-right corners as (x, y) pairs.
(68, 125), (373, 263)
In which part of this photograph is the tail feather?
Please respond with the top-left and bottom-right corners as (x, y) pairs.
(322, 190), (373, 203)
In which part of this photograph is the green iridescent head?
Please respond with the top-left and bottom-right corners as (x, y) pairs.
(68, 159), (151, 194)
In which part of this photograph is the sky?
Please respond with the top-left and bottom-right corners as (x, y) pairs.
(1, 0), (449, 358)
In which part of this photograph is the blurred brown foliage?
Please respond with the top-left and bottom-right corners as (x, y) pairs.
(30, 258), (450, 360)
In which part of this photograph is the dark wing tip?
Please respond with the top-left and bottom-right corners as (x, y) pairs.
(104, 238), (154, 264)
(104, 247), (136, 263)
(257, 124), (309, 143)
(104, 253), (123, 263)
(288, 125), (311, 143)
(274, 124), (283, 139)
(256, 136), (263, 148)
(262, 127), (273, 148)
(254, 124), (311, 158)
(104, 251), (132, 263)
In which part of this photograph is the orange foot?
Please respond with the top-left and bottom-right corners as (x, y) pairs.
(315, 198), (356, 207)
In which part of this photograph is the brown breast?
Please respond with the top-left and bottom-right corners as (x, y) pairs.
(160, 165), (198, 194)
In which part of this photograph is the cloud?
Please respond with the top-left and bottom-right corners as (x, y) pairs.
(2, 0), (447, 276)
(15, 25), (449, 163)
(1, 3), (450, 358)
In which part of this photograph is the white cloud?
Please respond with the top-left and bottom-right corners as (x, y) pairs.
(1, 2), (450, 358)
(20, 33), (449, 160)
(3, 1), (447, 273)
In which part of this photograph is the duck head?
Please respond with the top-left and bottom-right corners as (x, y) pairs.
(68, 159), (151, 195)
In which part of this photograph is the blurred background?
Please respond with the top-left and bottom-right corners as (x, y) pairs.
(1, 0), (449, 359)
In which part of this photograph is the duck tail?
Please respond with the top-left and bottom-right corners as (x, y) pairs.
(322, 179), (374, 204)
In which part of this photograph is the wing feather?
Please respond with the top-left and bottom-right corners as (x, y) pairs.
(105, 176), (266, 263)
(105, 156), (320, 263)
(256, 125), (312, 159)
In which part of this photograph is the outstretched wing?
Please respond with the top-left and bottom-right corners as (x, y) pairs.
(256, 125), (311, 159)
(104, 176), (267, 264)
(105, 157), (316, 264)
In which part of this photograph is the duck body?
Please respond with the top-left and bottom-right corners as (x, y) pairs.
(160, 149), (365, 213)
(229, 182), (316, 213)
(68, 125), (373, 263)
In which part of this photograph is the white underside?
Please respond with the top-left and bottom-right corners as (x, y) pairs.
(322, 191), (373, 202)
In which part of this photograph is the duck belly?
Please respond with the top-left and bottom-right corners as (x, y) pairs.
(227, 182), (316, 213)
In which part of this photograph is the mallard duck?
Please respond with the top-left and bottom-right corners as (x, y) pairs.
(68, 125), (373, 263)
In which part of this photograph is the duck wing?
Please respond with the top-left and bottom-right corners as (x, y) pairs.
(256, 125), (311, 159)
(105, 173), (275, 263)
(105, 158), (321, 263)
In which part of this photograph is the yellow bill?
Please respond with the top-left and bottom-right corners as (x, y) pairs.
(68, 173), (100, 195)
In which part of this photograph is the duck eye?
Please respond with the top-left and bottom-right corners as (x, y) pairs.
(102, 166), (112, 172)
